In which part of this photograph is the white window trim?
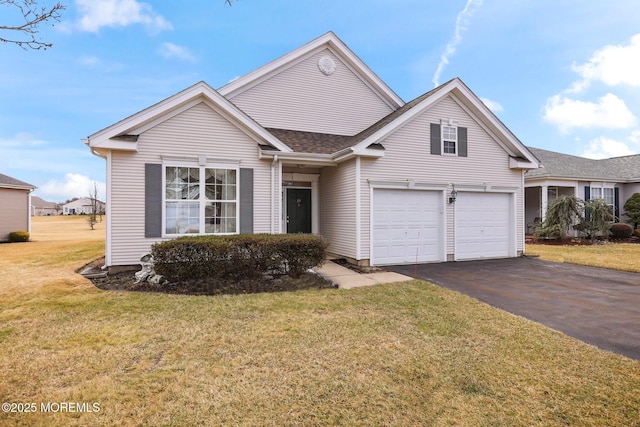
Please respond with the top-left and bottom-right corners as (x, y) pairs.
(440, 119), (458, 156)
(590, 182), (615, 207)
(162, 161), (240, 238)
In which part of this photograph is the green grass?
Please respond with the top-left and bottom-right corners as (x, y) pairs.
(0, 217), (639, 426)
(526, 242), (640, 273)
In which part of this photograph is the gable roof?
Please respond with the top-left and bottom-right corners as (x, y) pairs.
(350, 78), (538, 167)
(218, 31), (404, 110)
(85, 81), (293, 154)
(31, 196), (57, 208)
(0, 173), (35, 190)
(526, 147), (640, 182)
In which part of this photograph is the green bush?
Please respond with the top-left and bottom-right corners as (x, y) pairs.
(8, 231), (30, 242)
(610, 223), (633, 239)
(151, 234), (327, 284)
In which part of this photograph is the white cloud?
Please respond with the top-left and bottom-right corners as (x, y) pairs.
(570, 34), (640, 92)
(543, 93), (636, 132)
(480, 97), (504, 113)
(582, 136), (637, 159)
(432, 0), (484, 87)
(158, 42), (197, 62)
(76, 0), (172, 33)
(38, 173), (106, 202)
(0, 133), (48, 147)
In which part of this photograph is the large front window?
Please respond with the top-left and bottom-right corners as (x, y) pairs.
(591, 186), (614, 206)
(165, 166), (237, 235)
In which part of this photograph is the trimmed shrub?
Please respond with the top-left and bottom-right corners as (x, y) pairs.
(8, 231), (30, 242)
(151, 234), (327, 283)
(610, 223), (633, 239)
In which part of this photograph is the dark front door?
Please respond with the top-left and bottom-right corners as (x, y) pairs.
(286, 188), (312, 233)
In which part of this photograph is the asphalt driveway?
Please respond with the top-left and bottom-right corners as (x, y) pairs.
(386, 257), (640, 361)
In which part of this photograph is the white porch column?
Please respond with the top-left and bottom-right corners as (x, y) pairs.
(541, 185), (548, 221)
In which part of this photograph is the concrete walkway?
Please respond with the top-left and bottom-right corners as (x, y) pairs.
(314, 261), (412, 289)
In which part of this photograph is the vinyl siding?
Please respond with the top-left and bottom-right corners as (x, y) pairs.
(229, 49), (395, 135)
(0, 188), (30, 241)
(319, 159), (357, 259)
(361, 95), (525, 259)
(109, 101), (273, 266)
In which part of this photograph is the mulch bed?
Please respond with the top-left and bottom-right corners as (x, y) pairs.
(86, 261), (336, 296)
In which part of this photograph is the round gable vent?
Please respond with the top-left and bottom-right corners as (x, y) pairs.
(318, 55), (336, 76)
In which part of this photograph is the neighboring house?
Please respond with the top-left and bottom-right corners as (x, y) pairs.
(0, 173), (36, 241)
(31, 196), (61, 216)
(85, 32), (539, 270)
(62, 197), (105, 215)
(525, 147), (640, 233)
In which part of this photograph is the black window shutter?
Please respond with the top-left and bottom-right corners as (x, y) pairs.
(145, 163), (162, 238)
(239, 168), (254, 234)
(458, 127), (468, 157)
(614, 187), (620, 222)
(584, 186), (591, 222)
(430, 123), (441, 155)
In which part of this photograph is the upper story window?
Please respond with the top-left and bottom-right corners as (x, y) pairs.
(442, 125), (457, 155)
(164, 165), (238, 236)
(430, 122), (468, 157)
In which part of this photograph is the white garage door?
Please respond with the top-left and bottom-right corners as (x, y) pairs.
(372, 189), (443, 265)
(455, 192), (512, 260)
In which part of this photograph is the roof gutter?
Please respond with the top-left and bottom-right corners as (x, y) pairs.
(83, 138), (107, 159)
(259, 150), (336, 167)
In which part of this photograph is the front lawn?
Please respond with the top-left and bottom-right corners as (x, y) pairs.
(526, 242), (640, 273)
(0, 217), (638, 426)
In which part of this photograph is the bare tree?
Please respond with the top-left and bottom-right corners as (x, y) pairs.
(1, 0), (65, 50)
(88, 181), (99, 230)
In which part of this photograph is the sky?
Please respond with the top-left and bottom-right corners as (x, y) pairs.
(1, 0), (640, 202)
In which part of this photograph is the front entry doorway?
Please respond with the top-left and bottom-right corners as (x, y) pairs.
(286, 188), (312, 233)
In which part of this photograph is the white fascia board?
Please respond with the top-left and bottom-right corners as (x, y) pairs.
(509, 157), (537, 170)
(259, 150), (336, 167)
(351, 84), (453, 153)
(218, 31), (404, 109)
(333, 147), (385, 163)
(524, 177), (580, 188)
(0, 183), (35, 191)
(449, 80), (539, 168)
(349, 78), (539, 169)
(87, 81), (292, 153)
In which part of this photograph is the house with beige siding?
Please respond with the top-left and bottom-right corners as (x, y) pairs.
(525, 147), (640, 233)
(0, 173), (35, 241)
(31, 196), (61, 216)
(85, 32), (538, 270)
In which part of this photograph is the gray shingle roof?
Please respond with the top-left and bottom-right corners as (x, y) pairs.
(0, 173), (35, 189)
(265, 128), (354, 154)
(525, 147), (640, 182)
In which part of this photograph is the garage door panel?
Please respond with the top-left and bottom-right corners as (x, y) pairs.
(455, 192), (512, 260)
(373, 189), (443, 265)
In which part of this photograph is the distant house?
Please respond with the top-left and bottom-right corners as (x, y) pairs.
(524, 147), (640, 232)
(0, 173), (36, 241)
(62, 197), (105, 215)
(31, 196), (61, 216)
(85, 31), (538, 270)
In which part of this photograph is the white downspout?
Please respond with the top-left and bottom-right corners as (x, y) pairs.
(271, 155), (278, 234)
(355, 156), (361, 260)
